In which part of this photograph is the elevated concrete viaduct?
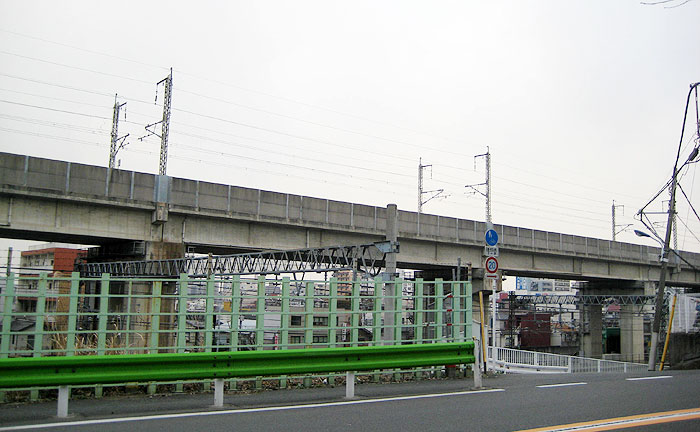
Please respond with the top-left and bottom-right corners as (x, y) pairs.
(2, 152), (700, 362)
(1, 152), (699, 287)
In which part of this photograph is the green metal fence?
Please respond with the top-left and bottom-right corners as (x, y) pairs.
(0, 272), (472, 394)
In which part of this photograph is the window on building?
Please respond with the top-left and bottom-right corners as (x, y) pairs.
(26, 335), (35, 351)
(313, 316), (329, 327)
(289, 335), (303, 344)
(290, 315), (302, 326)
(312, 335), (329, 344)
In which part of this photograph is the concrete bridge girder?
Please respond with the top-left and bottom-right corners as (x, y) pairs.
(1, 150), (699, 287)
(2, 191), (699, 287)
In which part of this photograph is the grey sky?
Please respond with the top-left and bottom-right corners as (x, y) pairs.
(0, 0), (699, 266)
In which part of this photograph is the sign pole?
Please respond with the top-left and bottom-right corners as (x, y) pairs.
(484, 228), (500, 370)
(492, 278), (497, 360)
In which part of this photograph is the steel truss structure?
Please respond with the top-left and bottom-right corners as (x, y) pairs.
(78, 242), (396, 278)
(512, 295), (656, 306)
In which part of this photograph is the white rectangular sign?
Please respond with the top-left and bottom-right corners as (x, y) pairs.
(484, 246), (499, 257)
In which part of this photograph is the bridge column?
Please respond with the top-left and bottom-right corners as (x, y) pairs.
(620, 305), (644, 363)
(96, 241), (184, 353)
(149, 241), (183, 352)
(382, 204), (398, 344)
(583, 305), (603, 359)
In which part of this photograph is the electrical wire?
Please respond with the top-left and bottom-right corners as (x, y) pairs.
(1, 48), (697, 249)
(0, 99), (109, 120)
(0, 49), (154, 85)
(0, 97), (689, 238)
(0, 63), (654, 222)
(0, 27), (474, 151)
(177, 87), (470, 159)
(0, 107), (654, 232)
(2, 48), (474, 167)
(172, 106), (418, 165)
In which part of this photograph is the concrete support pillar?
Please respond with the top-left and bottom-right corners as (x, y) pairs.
(583, 305), (603, 359)
(129, 242), (184, 352)
(382, 204), (398, 344)
(620, 305), (644, 363)
(150, 242), (183, 352)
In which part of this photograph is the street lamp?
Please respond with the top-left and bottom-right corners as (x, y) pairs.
(633, 230), (656, 241)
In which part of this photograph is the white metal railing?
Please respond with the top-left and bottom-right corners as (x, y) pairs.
(489, 347), (648, 374)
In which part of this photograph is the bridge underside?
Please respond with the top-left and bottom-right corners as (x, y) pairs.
(1, 192), (699, 289)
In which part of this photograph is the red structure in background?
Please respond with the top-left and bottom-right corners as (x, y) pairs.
(505, 311), (553, 349)
(20, 247), (86, 274)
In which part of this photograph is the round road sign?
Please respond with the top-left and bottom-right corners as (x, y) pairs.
(485, 256), (499, 274)
(485, 229), (499, 246)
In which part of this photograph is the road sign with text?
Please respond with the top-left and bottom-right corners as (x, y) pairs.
(485, 256), (499, 280)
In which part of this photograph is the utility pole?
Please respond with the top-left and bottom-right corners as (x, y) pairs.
(466, 147), (492, 225)
(158, 69), (173, 176)
(109, 94), (128, 169)
(418, 158), (445, 213)
(467, 147), (497, 362)
(612, 201), (631, 241)
(141, 68), (173, 176)
(670, 189), (678, 250)
(648, 82), (700, 371)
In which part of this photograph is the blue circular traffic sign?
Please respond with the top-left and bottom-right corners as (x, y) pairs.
(485, 229), (499, 246)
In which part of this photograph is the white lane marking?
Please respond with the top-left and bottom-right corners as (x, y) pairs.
(626, 375), (673, 381)
(0, 388), (505, 431)
(536, 382), (587, 389)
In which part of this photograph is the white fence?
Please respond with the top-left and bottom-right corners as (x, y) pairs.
(489, 347), (648, 374)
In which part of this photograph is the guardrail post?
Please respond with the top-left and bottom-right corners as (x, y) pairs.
(214, 378), (224, 407)
(473, 338), (483, 389)
(57, 385), (70, 418)
(345, 371), (355, 398)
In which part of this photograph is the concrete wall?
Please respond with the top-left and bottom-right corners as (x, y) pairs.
(668, 333), (700, 369)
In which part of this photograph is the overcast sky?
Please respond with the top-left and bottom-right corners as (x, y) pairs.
(1, 1), (699, 268)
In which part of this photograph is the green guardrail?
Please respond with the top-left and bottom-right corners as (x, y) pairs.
(0, 342), (477, 417)
(0, 342), (474, 389)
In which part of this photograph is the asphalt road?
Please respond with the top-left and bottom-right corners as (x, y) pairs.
(1, 370), (699, 431)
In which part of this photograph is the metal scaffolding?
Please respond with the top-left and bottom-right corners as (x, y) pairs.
(512, 294), (656, 306)
(78, 242), (396, 278)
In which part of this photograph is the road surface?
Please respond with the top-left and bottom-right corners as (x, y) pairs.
(1, 370), (699, 431)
